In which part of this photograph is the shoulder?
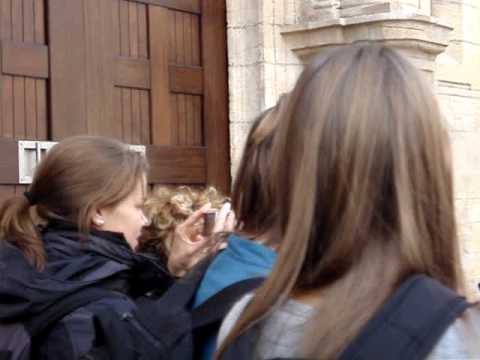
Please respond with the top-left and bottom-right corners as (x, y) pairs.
(41, 293), (137, 358)
(217, 293), (255, 348)
(428, 302), (480, 359)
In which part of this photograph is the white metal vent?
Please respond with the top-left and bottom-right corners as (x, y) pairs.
(18, 141), (146, 184)
(18, 141), (58, 184)
(128, 144), (146, 156)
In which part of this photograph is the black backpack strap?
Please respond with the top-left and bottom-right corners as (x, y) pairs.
(339, 275), (470, 360)
(131, 258), (214, 342)
(191, 277), (264, 329)
(155, 258), (213, 309)
(25, 287), (120, 336)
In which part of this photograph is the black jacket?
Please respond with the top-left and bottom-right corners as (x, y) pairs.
(0, 221), (173, 359)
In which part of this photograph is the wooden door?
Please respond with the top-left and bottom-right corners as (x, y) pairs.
(0, 0), (230, 201)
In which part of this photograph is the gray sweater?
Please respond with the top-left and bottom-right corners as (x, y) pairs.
(217, 294), (480, 359)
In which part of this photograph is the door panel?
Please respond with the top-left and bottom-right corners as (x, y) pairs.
(0, 0), (230, 201)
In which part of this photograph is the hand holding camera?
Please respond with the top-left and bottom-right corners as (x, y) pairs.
(168, 202), (235, 277)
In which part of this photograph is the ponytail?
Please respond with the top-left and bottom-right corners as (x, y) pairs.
(0, 195), (46, 270)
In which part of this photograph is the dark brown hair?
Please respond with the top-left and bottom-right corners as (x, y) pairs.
(216, 44), (462, 359)
(0, 136), (148, 270)
(231, 95), (286, 243)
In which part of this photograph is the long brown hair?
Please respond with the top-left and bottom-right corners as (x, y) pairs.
(0, 136), (148, 271)
(230, 96), (286, 243)
(216, 44), (462, 359)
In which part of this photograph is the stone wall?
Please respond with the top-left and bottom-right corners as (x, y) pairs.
(227, 0), (480, 298)
(433, 0), (480, 298)
(227, 0), (303, 177)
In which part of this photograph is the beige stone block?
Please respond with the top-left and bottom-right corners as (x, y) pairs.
(455, 173), (480, 200)
(274, 25), (288, 64)
(474, 222), (480, 242)
(227, 27), (263, 66)
(230, 144), (245, 180)
(286, 64), (304, 90)
(463, 223), (480, 251)
(228, 65), (263, 123)
(263, 24), (277, 63)
(230, 122), (254, 150)
(456, 199), (470, 224)
(461, 2), (480, 44)
(450, 132), (478, 174)
(437, 94), (460, 132)
(275, 64), (288, 96)
(469, 199), (480, 223)
(263, 63), (279, 107)
(432, 0), (463, 62)
(284, 0), (300, 25)
(226, 0), (261, 27)
(263, 0), (275, 25)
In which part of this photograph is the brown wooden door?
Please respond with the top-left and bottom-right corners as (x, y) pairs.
(0, 0), (230, 201)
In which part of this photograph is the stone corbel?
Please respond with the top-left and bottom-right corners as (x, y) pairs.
(283, 1), (451, 81)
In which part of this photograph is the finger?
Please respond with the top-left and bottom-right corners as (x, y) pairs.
(179, 203), (212, 228)
(176, 233), (208, 246)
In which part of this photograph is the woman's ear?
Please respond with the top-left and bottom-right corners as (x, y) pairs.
(92, 209), (105, 227)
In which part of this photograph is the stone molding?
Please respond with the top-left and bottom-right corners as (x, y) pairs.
(281, 12), (452, 76)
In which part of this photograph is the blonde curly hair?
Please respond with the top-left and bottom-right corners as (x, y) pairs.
(137, 186), (228, 261)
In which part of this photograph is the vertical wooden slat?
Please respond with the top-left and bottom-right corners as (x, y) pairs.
(0, 0), (11, 137)
(13, 78), (25, 138)
(131, 89), (141, 143)
(184, 14), (193, 65)
(140, 91), (150, 144)
(138, 4), (148, 58)
(12, 0), (24, 139)
(177, 94), (186, 145)
(113, 0), (121, 56)
(1, 0), (12, 40)
(193, 95), (202, 145)
(23, 0), (36, 140)
(149, 5), (172, 145)
(84, 0), (116, 136)
(170, 95), (178, 144)
(168, 11), (175, 64)
(35, 80), (47, 140)
(12, 0), (23, 42)
(191, 15), (200, 66)
(175, 12), (185, 65)
(23, 0), (34, 43)
(112, 0), (121, 141)
(122, 89), (132, 143)
(187, 96), (195, 145)
(184, 95), (191, 145)
(2, 77), (14, 138)
(113, 87), (122, 141)
(49, 0), (87, 138)
(25, 79), (36, 140)
(202, 0), (230, 193)
(34, 0), (45, 43)
(129, 2), (138, 58)
(34, 0), (46, 140)
(119, 0), (129, 56)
